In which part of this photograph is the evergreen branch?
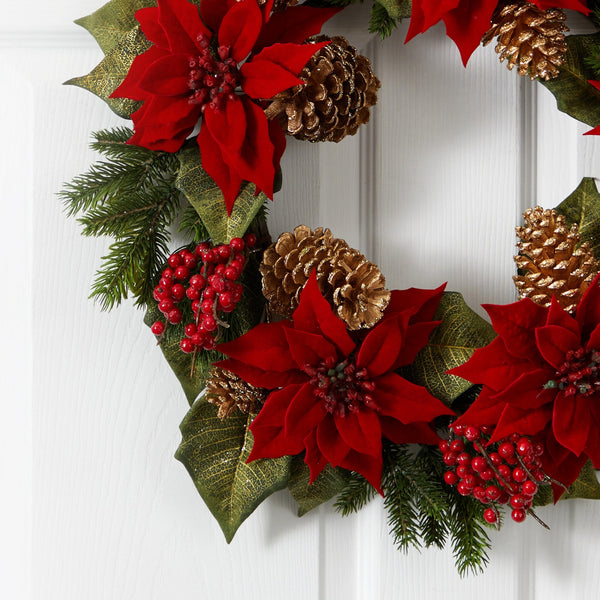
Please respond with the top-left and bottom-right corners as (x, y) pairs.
(369, 2), (398, 39)
(334, 472), (377, 515)
(179, 203), (210, 243)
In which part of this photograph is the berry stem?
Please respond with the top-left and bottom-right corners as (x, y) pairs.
(526, 508), (550, 530)
(473, 440), (513, 492)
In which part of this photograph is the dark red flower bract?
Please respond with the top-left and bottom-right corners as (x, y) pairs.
(449, 276), (600, 498)
(216, 272), (453, 493)
(111, 0), (339, 213)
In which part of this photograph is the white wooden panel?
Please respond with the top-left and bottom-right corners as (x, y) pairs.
(3, 4), (600, 599)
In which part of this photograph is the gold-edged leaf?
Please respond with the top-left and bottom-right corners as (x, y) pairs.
(288, 457), (350, 516)
(400, 292), (496, 406)
(175, 146), (267, 244)
(556, 177), (600, 258)
(540, 32), (600, 128)
(65, 25), (149, 118)
(175, 402), (292, 542)
(534, 461), (600, 506)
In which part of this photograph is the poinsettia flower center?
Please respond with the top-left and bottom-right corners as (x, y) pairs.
(188, 33), (240, 113)
(544, 348), (600, 397)
(303, 356), (378, 417)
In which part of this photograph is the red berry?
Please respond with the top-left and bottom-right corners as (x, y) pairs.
(225, 266), (240, 280)
(457, 481), (471, 496)
(498, 442), (515, 459)
(231, 255), (245, 269)
(184, 323), (197, 337)
(162, 268), (174, 279)
(171, 283), (185, 301)
(202, 249), (217, 263)
(511, 508), (527, 523)
(167, 308), (182, 324)
(191, 332), (206, 346)
(450, 439), (464, 452)
(158, 299), (174, 313)
(488, 452), (502, 466)
(439, 440), (449, 453)
(217, 245), (231, 259)
(214, 264), (226, 275)
(533, 443), (545, 457)
(473, 486), (487, 501)
(497, 491), (510, 505)
(510, 494), (526, 509)
(174, 266), (190, 280)
(485, 485), (501, 501)
(159, 277), (173, 290)
(498, 464), (512, 481)
(480, 425), (493, 435)
(456, 465), (471, 479)
(203, 336), (217, 350)
(153, 287), (167, 302)
(512, 468), (527, 483)
(244, 233), (257, 247)
(517, 437), (533, 456)
(186, 287), (201, 300)
(452, 423), (465, 436)
(184, 254), (198, 269)
(191, 300), (200, 314)
(195, 242), (210, 255)
(219, 291), (233, 307)
(462, 475), (476, 490)
(229, 237), (244, 252)
(201, 299), (214, 314)
(168, 254), (183, 268)
(464, 426), (481, 441)
(151, 321), (165, 335)
(471, 457), (487, 472)
(203, 315), (217, 332)
(457, 452), (472, 467)
(203, 287), (216, 301)
(180, 338), (195, 353)
(484, 508), (498, 524)
(521, 480), (538, 497)
(443, 451), (458, 466)
(444, 471), (458, 485)
(480, 469), (495, 481)
(189, 274), (206, 289)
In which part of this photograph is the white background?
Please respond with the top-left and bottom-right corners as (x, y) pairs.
(2, 2), (600, 598)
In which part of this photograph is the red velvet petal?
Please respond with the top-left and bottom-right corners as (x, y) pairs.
(137, 53), (192, 96)
(490, 404), (553, 442)
(304, 429), (329, 484)
(241, 60), (304, 100)
(110, 46), (168, 100)
(247, 385), (306, 461)
(357, 313), (409, 377)
(268, 118), (286, 173)
(587, 323), (600, 352)
(200, 0), (235, 31)
(216, 321), (297, 372)
(157, 0), (209, 54)
(535, 325), (580, 370)
(484, 298), (548, 361)
(406, 0), (460, 42)
(218, 0), (262, 63)
(292, 272), (356, 356)
(380, 418), (441, 445)
(198, 123), (243, 214)
(584, 407), (600, 467)
(532, 0), (589, 14)
(448, 337), (527, 392)
(552, 391), (591, 457)
(576, 275), (600, 341)
(253, 6), (341, 52)
(333, 410), (382, 458)
(453, 386), (508, 429)
(283, 327), (338, 369)
(136, 7), (169, 49)
(545, 296), (580, 336)
(129, 123), (191, 152)
(204, 97), (247, 156)
(215, 358), (306, 389)
(374, 373), (454, 423)
(249, 42), (329, 83)
(284, 383), (325, 445)
(489, 369), (555, 410)
(316, 416), (351, 467)
(339, 450), (384, 496)
(393, 321), (439, 369)
(385, 283), (446, 323)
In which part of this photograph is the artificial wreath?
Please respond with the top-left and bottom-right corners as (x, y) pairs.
(63, 0), (600, 575)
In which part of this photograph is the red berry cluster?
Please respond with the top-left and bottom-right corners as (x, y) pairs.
(439, 423), (547, 526)
(150, 234), (257, 354)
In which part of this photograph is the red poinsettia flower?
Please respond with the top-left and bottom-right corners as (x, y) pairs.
(449, 276), (600, 497)
(406, 0), (589, 66)
(111, 0), (339, 213)
(216, 272), (454, 493)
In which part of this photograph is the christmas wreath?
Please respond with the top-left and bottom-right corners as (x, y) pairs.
(63, 0), (600, 575)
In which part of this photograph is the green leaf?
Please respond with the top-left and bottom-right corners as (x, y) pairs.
(375, 0), (411, 21)
(75, 0), (156, 54)
(400, 292), (496, 406)
(65, 25), (150, 119)
(175, 402), (292, 542)
(175, 146), (267, 245)
(288, 457), (350, 516)
(534, 461), (600, 506)
(555, 177), (600, 259)
(540, 33), (600, 128)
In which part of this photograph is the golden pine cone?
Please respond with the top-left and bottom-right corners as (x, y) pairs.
(513, 207), (599, 312)
(206, 366), (267, 420)
(482, 1), (568, 81)
(265, 36), (380, 143)
(260, 226), (390, 329)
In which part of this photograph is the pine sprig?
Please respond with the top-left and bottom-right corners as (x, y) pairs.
(334, 471), (377, 515)
(369, 2), (398, 39)
(61, 127), (184, 309)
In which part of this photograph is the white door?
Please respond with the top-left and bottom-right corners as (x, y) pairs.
(3, 2), (599, 598)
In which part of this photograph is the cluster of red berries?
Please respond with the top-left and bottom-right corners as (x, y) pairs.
(440, 423), (547, 526)
(150, 234), (256, 354)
